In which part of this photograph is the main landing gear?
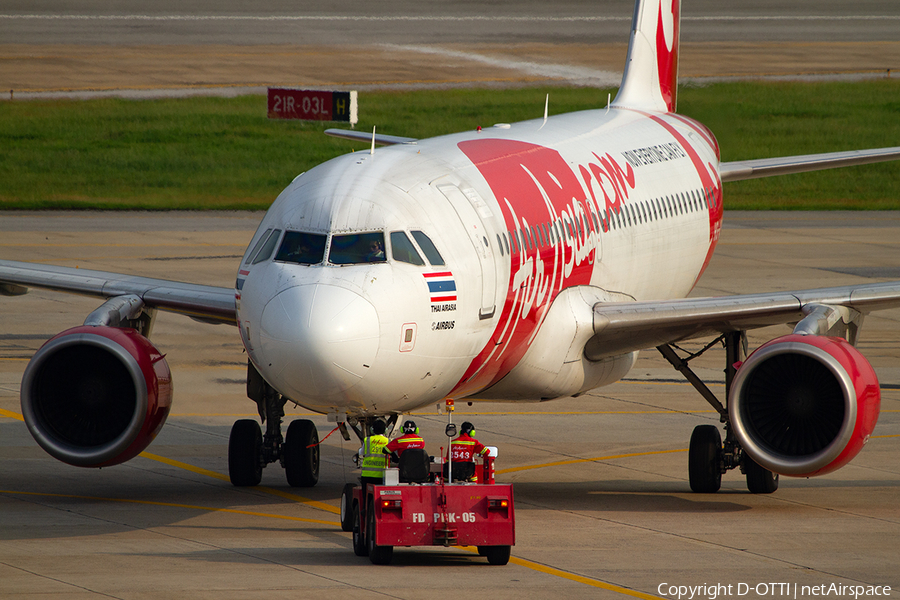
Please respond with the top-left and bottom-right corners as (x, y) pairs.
(658, 331), (779, 494)
(228, 362), (321, 487)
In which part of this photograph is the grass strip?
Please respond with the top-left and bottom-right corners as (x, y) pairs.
(1, 80), (898, 210)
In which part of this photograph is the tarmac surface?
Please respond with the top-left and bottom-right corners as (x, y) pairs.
(2, 0), (899, 97)
(1, 211), (900, 599)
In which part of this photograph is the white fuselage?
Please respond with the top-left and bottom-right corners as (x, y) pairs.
(235, 106), (723, 418)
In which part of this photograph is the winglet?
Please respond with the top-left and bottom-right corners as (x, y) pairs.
(611, 0), (681, 113)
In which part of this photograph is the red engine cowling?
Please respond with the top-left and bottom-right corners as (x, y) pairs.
(729, 334), (880, 477)
(20, 326), (173, 468)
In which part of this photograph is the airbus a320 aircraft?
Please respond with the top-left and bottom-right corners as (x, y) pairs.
(2, 0), (900, 496)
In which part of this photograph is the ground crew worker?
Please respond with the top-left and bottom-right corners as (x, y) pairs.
(448, 421), (489, 482)
(359, 419), (389, 487)
(383, 420), (426, 465)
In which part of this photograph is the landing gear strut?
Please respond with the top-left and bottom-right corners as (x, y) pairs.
(228, 361), (320, 487)
(339, 414), (399, 534)
(658, 331), (778, 494)
(341, 414), (399, 450)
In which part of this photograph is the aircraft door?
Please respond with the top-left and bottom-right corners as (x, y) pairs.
(435, 183), (497, 319)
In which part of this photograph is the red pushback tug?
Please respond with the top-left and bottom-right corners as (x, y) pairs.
(341, 411), (515, 565)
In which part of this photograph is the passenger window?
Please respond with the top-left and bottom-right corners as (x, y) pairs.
(329, 232), (386, 264)
(251, 229), (282, 265)
(410, 231), (445, 266)
(390, 231), (425, 265)
(275, 231), (327, 265)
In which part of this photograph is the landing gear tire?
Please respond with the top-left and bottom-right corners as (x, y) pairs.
(480, 545), (511, 565)
(744, 454), (779, 494)
(340, 483), (356, 532)
(367, 499), (393, 565)
(228, 419), (263, 487)
(689, 424), (722, 493)
(284, 419), (319, 487)
(352, 500), (367, 557)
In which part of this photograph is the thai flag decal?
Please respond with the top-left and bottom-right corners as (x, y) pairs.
(423, 271), (457, 303)
(236, 269), (250, 300)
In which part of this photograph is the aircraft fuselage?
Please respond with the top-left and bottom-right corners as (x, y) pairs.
(236, 107), (723, 418)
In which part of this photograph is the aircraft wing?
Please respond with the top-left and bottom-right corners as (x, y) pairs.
(0, 259), (236, 325)
(324, 128), (417, 146)
(585, 281), (900, 360)
(720, 146), (900, 182)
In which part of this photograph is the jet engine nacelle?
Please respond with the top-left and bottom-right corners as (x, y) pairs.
(729, 334), (880, 477)
(21, 326), (173, 468)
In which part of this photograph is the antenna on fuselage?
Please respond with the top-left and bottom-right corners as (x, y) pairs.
(540, 94), (549, 130)
(370, 126), (376, 155)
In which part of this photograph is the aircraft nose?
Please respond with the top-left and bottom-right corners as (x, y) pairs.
(258, 284), (379, 396)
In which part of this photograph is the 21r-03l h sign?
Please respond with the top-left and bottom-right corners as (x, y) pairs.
(267, 89), (358, 125)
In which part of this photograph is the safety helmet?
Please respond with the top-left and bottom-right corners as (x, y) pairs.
(402, 420), (418, 434)
(371, 419), (386, 435)
(460, 421), (475, 436)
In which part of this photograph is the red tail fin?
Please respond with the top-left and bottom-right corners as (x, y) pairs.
(611, 0), (681, 113)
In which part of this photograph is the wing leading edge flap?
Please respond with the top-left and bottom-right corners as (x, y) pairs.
(585, 281), (900, 361)
(0, 259), (236, 325)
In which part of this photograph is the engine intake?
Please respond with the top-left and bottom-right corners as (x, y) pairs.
(729, 334), (880, 477)
(21, 326), (172, 467)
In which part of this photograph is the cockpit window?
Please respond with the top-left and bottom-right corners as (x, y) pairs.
(410, 230), (445, 266)
(244, 228), (272, 265)
(251, 229), (282, 265)
(275, 231), (327, 265)
(329, 232), (386, 265)
(390, 231), (425, 266)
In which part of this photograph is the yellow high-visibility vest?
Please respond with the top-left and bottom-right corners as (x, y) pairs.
(361, 434), (389, 479)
